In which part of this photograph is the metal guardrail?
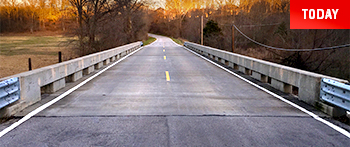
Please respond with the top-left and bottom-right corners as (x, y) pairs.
(320, 78), (350, 111)
(0, 77), (20, 109)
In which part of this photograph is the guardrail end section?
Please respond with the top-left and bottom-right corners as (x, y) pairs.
(0, 77), (20, 109)
(320, 78), (350, 111)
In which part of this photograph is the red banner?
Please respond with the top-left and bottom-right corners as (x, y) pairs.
(290, 0), (350, 29)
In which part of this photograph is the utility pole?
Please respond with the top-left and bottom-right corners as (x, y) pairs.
(232, 25), (234, 52)
(201, 15), (203, 45)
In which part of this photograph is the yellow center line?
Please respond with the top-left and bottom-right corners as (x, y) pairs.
(164, 56), (166, 60)
(165, 71), (170, 81)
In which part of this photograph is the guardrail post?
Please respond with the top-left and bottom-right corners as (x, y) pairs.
(95, 62), (103, 69)
(111, 56), (116, 62)
(42, 78), (66, 93)
(69, 71), (83, 82)
(28, 58), (32, 71)
(58, 51), (62, 63)
(103, 59), (110, 65)
(252, 71), (262, 81)
(83, 66), (94, 75)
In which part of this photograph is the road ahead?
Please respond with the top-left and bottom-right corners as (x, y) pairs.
(0, 35), (349, 146)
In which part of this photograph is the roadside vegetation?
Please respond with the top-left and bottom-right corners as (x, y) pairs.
(0, 0), (150, 78)
(143, 37), (156, 46)
(170, 37), (184, 45)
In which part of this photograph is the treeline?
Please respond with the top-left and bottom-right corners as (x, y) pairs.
(149, 0), (350, 80)
(0, 0), (72, 32)
(69, 0), (149, 56)
(0, 0), (149, 56)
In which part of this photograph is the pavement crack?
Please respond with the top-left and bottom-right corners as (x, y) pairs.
(165, 117), (171, 147)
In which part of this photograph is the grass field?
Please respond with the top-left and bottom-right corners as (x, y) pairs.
(0, 35), (77, 78)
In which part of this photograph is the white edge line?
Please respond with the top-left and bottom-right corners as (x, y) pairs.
(0, 45), (146, 138)
(145, 35), (158, 47)
(173, 40), (350, 139)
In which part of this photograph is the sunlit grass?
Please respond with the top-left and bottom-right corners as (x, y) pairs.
(170, 37), (184, 45)
(143, 37), (156, 46)
(0, 36), (76, 56)
(0, 35), (78, 78)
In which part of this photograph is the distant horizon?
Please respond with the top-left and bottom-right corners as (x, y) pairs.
(148, 0), (165, 9)
(148, 0), (240, 10)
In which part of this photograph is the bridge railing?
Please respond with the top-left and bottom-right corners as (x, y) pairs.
(0, 42), (142, 117)
(184, 42), (349, 117)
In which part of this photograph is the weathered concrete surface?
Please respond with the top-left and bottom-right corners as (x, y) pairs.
(83, 66), (94, 76)
(94, 62), (103, 69)
(1, 116), (350, 146)
(0, 35), (349, 146)
(42, 78), (66, 93)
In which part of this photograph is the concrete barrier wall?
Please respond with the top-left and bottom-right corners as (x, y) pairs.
(184, 42), (349, 117)
(0, 42), (141, 117)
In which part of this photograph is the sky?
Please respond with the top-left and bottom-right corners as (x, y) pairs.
(148, 0), (166, 9)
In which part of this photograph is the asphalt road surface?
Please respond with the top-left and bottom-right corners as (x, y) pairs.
(0, 35), (349, 146)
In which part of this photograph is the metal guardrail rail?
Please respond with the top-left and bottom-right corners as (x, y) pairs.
(320, 78), (350, 111)
(0, 77), (20, 109)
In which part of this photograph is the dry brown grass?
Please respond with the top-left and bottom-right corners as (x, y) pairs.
(0, 33), (78, 78)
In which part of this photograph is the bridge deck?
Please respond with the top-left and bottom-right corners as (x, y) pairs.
(0, 35), (349, 146)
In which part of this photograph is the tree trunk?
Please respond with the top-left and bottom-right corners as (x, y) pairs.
(125, 13), (132, 43)
(77, 6), (84, 50)
(89, 18), (96, 52)
(179, 18), (182, 37)
(31, 12), (34, 33)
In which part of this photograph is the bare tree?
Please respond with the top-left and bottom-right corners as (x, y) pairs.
(68, 0), (148, 55)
